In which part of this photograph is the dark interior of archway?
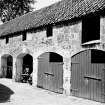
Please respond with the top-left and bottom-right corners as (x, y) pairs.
(6, 56), (13, 78)
(49, 52), (63, 62)
(23, 54), (33, 74)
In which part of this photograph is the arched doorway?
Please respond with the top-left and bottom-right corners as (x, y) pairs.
(16, 54), (33, 83)
(71, 49), (105, 103)
(37, 52), (63, 93)
(1, 54), (13, 78)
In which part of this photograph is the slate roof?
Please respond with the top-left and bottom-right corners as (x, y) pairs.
(0, 0), (105, 37)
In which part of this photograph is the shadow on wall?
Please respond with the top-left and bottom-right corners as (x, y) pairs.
(0, 83), (14, 103)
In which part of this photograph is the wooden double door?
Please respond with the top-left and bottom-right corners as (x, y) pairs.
(37, 52), (63, 93)
(71, 49), (105, 103)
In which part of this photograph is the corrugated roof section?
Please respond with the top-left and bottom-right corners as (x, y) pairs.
(0, 0), (105, 37)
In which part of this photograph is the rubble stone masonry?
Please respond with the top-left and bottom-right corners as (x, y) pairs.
(0, 16), (105, 95)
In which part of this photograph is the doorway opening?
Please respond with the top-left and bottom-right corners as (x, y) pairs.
(16, 54), (33, 84)
(37, 52), (63, 93)
(1, 55), (13, 78)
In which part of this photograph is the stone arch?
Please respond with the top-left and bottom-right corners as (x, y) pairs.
(15, 53), (33, 82)
(38, 52), (63, 62)
(71, 48), (104, 57)
(37, 52), (64, 93)
(35, 50), (65, 59)
(1, 54), (13, 78)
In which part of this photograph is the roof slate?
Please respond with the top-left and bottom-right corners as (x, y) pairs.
(0, 0), (105, 37)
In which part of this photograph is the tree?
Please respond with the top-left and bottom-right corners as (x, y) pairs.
(0, 0), (35, 22)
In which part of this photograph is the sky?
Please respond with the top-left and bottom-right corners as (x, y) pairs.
(34, 0), (61, 10)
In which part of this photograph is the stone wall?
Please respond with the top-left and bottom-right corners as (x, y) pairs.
(1, 16), (105, 95)
(0, 20), (82, 95)
(100, 16), (105, 50)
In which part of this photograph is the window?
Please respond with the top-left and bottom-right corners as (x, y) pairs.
(46, 25), (53, 37)
(82, 14), (100, 43)
(6, 37), (9, 44)
(22, 32), (27, 41)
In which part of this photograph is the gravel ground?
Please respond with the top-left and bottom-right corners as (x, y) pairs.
(0, 78), (104, 105)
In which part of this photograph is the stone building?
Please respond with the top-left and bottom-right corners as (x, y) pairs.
(0, 0), (105, 102)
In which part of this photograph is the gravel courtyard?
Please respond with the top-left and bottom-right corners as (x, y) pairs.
(0, 78), (104, 105)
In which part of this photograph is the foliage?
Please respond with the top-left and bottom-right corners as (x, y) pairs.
(0, 0), (35, 22)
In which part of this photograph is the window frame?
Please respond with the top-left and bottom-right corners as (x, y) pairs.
(82, 14), (100, 44)
(6, 37), (9, 44)
(46, 25), (53, 37)
(22, 32), (27, 41)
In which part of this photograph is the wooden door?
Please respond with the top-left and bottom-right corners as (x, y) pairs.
(50, 62), (63, 93)
(37, 52), (63, 93)
(71, 49), (105, 103)
(71, 50), (90, 97)
(37, 52), (49, 88)
(6, 66), (12, 78)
